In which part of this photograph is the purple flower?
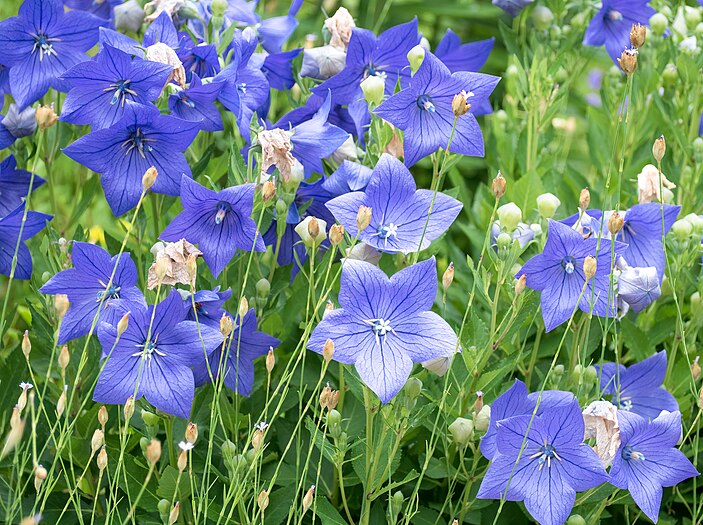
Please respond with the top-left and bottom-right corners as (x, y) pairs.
(491, 221), (534, 250)
(610, 410), (699, 523)
(160, 176), (265, 278)
(477, 398), (609, 525)
(480, 379), (575, 461)
(583, 0), (656, 63)
(0, 0), (105, 109)
(313, 19), (420, 137)
(185, 287), (232, 328)
(326, 154), (462, 253)
(517, 219), (627, 332)
(0, 203), (52, 279)
(618, 265), (661, 313)
(64, 0), (121, 20)
(374, 52), (500, 167)
(168, 74), (224, 132)
(434, 29), (495, 74)
(193, 308), (280, 396)
(307, 257), (458, 403)
(143, 11), (180, 48)
(178, 41), (221, 82)
(61, 44), (173, 130)
(1, 104), (37, 145)
(94, 289), (224, 418)
(322, 161), (373, 197)
(0, 155), (45, 217)
(40, 242), (144, 345)
(258, 49), (302, 91)
(492, 0), (534, 17)
(63, 104), (200, 216)
(0, 64), (11, 99)
(596, 351), (677, 420)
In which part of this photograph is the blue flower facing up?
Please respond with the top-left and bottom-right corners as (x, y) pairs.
(40, 241), (144, 345)
(583, 0), (656, 63)
(308, 257), (458, 404)
(596, 351), (677, 420)
(63, 104), (200, 216)
(326, 154), (462, 254)
(516, 219), (628, 332)
(0, 203), (52, 279)
(610, 410), (699, 523)
(94, 289), (224, 419)
(0, 155), (45, 217)
(160, 177), (265, 279)
(0, 0), (105, 109)
(374, 52), (500, 167)
(61, 44), (173, 130)
(477, 397), (609, 525)
(168, 73), (224, 132)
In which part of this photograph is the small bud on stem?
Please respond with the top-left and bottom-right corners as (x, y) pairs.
(356, 205), (372, 232)
(653, 135), (666, 163)
(142, 166), (158, 191)
(492, 171), (506, 199)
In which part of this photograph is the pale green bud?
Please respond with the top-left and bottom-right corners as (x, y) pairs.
(650, 13), (668, 36)
(360, 75), (385, 106)
(536, 193), (561, 219)
(497, 202), (522, 233)
(474, 405), (491, 433)
(672, 219), (693, 241)
(448, 417), (474, 446)
(407, 45), (425, 73)
(532, 6), (554, 31)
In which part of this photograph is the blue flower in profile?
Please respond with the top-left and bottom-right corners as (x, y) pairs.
(143, 11), (180, 48)
(492, 0), (533, 17)
(0, 104), (37, 149)
(480, 379), (574, 461)
(257, 49), (302, 91)
(618, 265), (661, 313)
(517, 219), (627, 332)
(0, 64), (11, 100)
(596, 351), (677, 420)
(610, 410), (699, 523)
(0, 203), (52, 279)
(256, 0), (302, 54)
(375, 52), (500, 167)
(477, 398), (609, 525)
(168, 74), (224, 132)
(193, 308), (280, 396)
(94, 289), (224, 419)
(184, 287), (232, 328)
(160, 177), (265, 278)
(64, 0), (121, 20)
(434, 30), (495, 74)
(308, 257), (458, 404)
(178, 42), (221, 82)
(0, 0), (105, 109)
(40, 242), (144, 345)
(0, 155), (45, 217)
(61, 45), (173, 130)
(322, 161), (373, 197)
(63, 104), (200, 216)
(583, 0), (655, 63)
(491, 221), (534, 250)
(326, 154), (462, 254)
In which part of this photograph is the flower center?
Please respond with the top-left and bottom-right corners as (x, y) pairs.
(607, 9), (623, 21)
(96, 284), (121, 302)
(179, 92), (196, 108)
(561, 256), (576, 274)
(622, 444), (646, 462)
(364, 318), (395, 345)
(530, 443), (561, 470)
(215, 202), (232, 224)
(132, 336), (167, 360)
(32, 33), (59, 61)
(107, 80), (137, 106)
(122, 128), (154, 159)
(618, 398), (633, 411)
(237, 82), (247, 94)
(417, 94), (435, 112)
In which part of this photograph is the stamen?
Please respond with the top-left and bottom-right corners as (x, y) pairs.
(562, 256), (576, 274)
(417, 94), (435, 112)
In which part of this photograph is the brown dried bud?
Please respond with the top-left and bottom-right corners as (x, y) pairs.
(116, 312), (130, 337)
(692, 357), (701, 381)
(608, 212), (624, 235)
(185, 422), (198, 444)
(58, 345), (70, 371)
(91, 429), (104, 454)
(2, 417), (25, 457)
(322, 339), (335, 364)
(262, 181), (276, 203)
(327, 390), (340, 410)
(178, 449), (188, 472)
(252, 429), (264, 451)
(442, 262), (454, 291)
(168, 502), (180, 525)
(583, 256), (597, 281)
(97, 446), (108, 471)
(492, 171), (506, 199)
(55, 294), (70, 321)
(699, 385), (703, 410)
(302, 485), (315, 514)
(474, 391), (484, 413)
(17, 383), (32, 412)
(307, 216), (321, 240)
(329, 224), (345, 246)
(98, 405), (109, 427)
(238, 296), (249, 319)
(324, 300), (335, 316)
(652, 135), (666, 163)
(124, 396), (135, 421)
(146, 439), (161, 465)
(56, 386), (67, 417)
(34, 464), (47, 492)
(258, 490), (270, 511)
(617, 48), (638, 76)
(142, 166), (158, 191)
(36, 104), (58, 129)
(630, 23), (646, 49)
(220, 313), (233, 338)
(579, 188), (590, 210)
(186, 254), (198, 284)
(22, 330), (31, 360)
(266, 349), (275, 374)
(452, 92), (470, 117)
(10, 407), (21, 429)
(356, 205), (372, 232)
(320, 385), (332, 409)
(154, 255), (170, 283)
(515, 274), (527, 296)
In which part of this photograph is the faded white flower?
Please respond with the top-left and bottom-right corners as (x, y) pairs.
(145, 42), (186, 87)
(583, 400), (620, 468)
(301, 45), (347, 80)
(343, 243), (382, 265)
(637, 164), (676, 204)
(114, 0), (145, 33)
(258, 128), (297, 182)
(323, 7), (355, 50)
(328, 135), (358, 164)
(144, 0), (184, 22)
(147, 239), (202, 289)
(422, 353), (455, 376)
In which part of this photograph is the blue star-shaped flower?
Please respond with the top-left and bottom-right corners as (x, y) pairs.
(308, 257), (458, 404)
(0, 203), (52, 279)
(94, 289), (224, 419)
(40, 241), (144, 345)
(618, 265), (661, 313)
(160, 176), (265, 278)
(596, 351), (678, 420)
(583, 0), (656, 63)
(64, 0), (121, 20)
(256, 49), (302, 91)
(374, 52), (500, 167)
(168, 73), (224, 132)
(517, 219), (628, 332)
(178, 41), (221, 82)
(61, 44), (173, 130)
(477, 397), (609, 525)
(0, 0), (105, 109)
(0, 155), (45, 217)
(193, 308), (280, 396)
(610, 410), (699, 523)
(480, 379), (575, 461)
(326, 154), (462, 254)
(184, 287), (232, 328)
(63, 104), (200, 216)
(322, 160), (373, 197)
(434, 29), (495, 74)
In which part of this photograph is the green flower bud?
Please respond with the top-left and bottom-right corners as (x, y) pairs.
(691, 291), (701, 309)
(662, 63), (677, 87)
(536, 193), (561, 219)
(532, 6), (554, 31)
(684, 213), (703, 236)
(407, 45), (425, 73)
(275, 199), (288, 218)
(210, 0), (228, 17)
(158, 499), (171, 518)
(474, 405), (491, 433)
(404, 377), (423, 400)
(685, 6), (702, 28)
(553, 364), (565, 378)
(583, 365), (597, 385)
(496, 232), (512, 251)
(572, 364), (584, 384)
(360, 75), (385, 106)
(141, 409), (160, 427)
(505, 64), (519, 80)
(693, 137), (703, 162)
(566, 515), (587, 525)
(327, 409), (342, 429)
(650, 13), (668, 36)
(221, 439), (237, 467)
(448, 417), (474, 446)
(497, 202), (522, 232)
(494, 109), (508, 123)
(255, 278), (271, 300)
(672, 219), (693, 241)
